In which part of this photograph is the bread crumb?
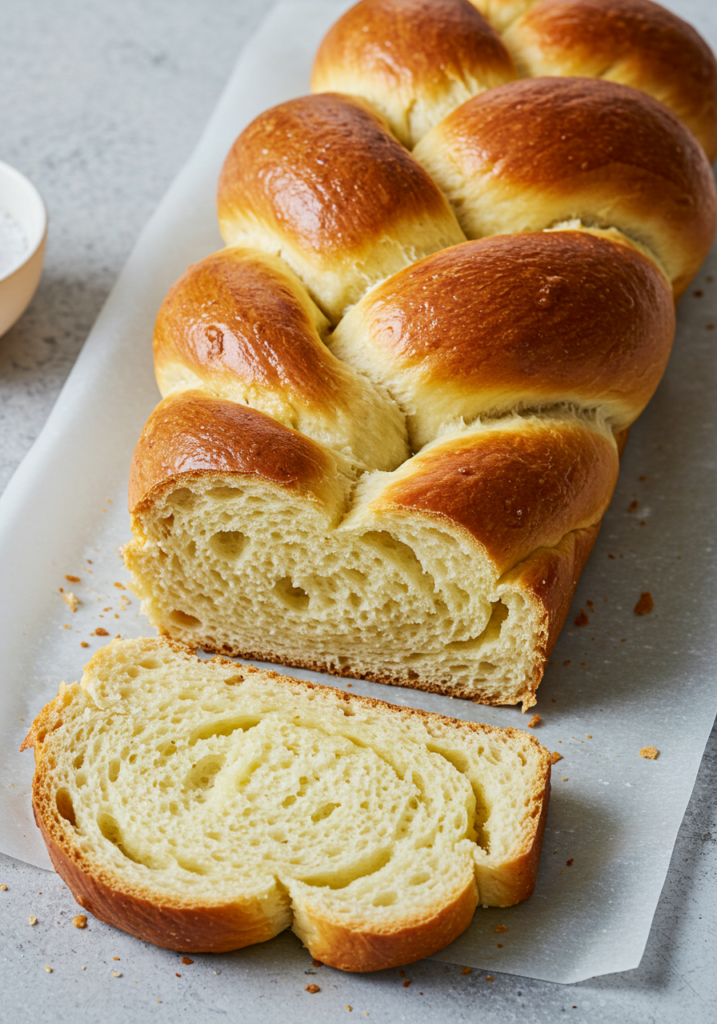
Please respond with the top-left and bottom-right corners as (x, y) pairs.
(93, 627), (109, 637)
(563, 660), (571, 666)
(634, 592), (654, 616)
(486, 976), (495, 982)
(550, 751), (563, 764)
(181, 957), (194, 965)
(81, 966), (86, 970)
(562, 776), (569, 781)
(494, 925), (508, 933)
(114, 582), (126, 590)
(61, 592), (80, 612)
(73, 915), (87, 929)
(305, 984), (320, 993)
(398, 970), (405, 978)
(566, 859), (574, 867)
(497, 944), (503, 948)
(311, 959), (323, 967)
(403, 980), (412, 988)
(112, 957), (120, 961)
(44, 966), (52, 973)
(0, 884), (6, 891)
(112, 971), (122, 978)
(461, 966), (472, 975)
(346, 1007), (352, 1012)
(586, 734), (592, 739)
(80, 642), (89, 648)
(65, 575), (81, 583)
(574, 609), (589, 627)
(528, 715), (541, 728)
(639, 746), (659, 760)
(29, 916), (37, 925)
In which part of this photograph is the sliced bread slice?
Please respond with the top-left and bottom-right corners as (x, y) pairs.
(22, 637), (551, 971)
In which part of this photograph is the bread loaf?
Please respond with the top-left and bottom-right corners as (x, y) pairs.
(123, 0), (717, 709)
(22, 638), (551, 969)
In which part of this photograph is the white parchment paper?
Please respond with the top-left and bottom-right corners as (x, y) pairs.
(1, 0), (716, 985)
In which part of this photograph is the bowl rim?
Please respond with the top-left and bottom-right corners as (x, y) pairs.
(0, 160), (48, 283)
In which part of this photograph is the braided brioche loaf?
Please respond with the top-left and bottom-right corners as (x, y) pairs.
(124, 0), (717, 710)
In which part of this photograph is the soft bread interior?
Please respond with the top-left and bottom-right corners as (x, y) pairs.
(25, 639), (550, 967)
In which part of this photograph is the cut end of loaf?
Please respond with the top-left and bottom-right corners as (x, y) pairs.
(23, 638), (551, 968)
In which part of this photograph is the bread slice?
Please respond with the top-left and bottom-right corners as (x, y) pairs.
(22, 638), (551, 971)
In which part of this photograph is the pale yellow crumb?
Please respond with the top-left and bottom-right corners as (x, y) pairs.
(562, 777), (569, 781)
(112, 971), (122, 978)
(0, 884), (7, 891)
(29, 916), (37, 926)
(61, 591), (80, 612)
(528, 714), (541, 728)
(44, 966), (52, 973)
(639, 746), (659, 760)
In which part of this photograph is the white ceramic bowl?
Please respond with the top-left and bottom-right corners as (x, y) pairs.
(0, 161), (47, 338)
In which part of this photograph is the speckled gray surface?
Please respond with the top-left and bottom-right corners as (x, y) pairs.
(1, 0), (716, 1020)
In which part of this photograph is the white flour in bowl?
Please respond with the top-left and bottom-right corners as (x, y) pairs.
(0, 209), (27, 278)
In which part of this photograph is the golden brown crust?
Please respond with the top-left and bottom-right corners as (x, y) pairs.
(35, 820), (279, 954)
(297, 874), (479, 972)
(311, 0), (516, 145)
(374, 421), (617, 574)
(153, 247), (334, 404)
(333, 231), (674, 436)
(217, 93), (455, 260)
(415, 76), (717, 298)
(504, 0), (717, 160)
(128, 391), (340, 515)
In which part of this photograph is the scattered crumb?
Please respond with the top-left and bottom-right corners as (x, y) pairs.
(550, 752), (563, 764)
(61, 592), (80, 612)
(707, 324), (715, 330)
(65, 575), (81, 583)
(81, 966), (86, 970)
(0, 884), (6, 891)
(566, 859), (574, 867)
(346, 1008), (352, 1013)
(181, 957), (194, 965)
(112, 971), (122, 978)
(73, 915), (87, 929)
(29, 916), (37, 925)
(639, 746), (659, 760)
(176, 973), (181, 978)
(486, 976), (495, 982)
(114, 582), (125, 590)
(574, 609), (589, 627)
(398, 970), (405, 978)
(634, 592), (654, 616)
(587, 734), (592, 739)
(44, 966), (52, 973)
(494, 924), (509, 933)
(461, 966), (472, 975)
(628, 500), (639, 513)
(305, 984), (320, 993)
(62, 624), (70, 630)
(586, 600), (594, 612)
(608, 553), (615, 559)
(563, 660), (571, 666)
(80, 641), (89, 648)
(497, 944), (503, 948)
(528, 715), (541, 728)
(93, 627), (109, 636)
(403, 980), (412, 988)
(112, 957), (120, 961)
(562, 777), (569, 782)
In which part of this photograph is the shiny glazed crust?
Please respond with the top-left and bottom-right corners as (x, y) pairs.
(311, 0), (517, 146)
(413, 76), (717, 299)
(503, 0), (717, 159)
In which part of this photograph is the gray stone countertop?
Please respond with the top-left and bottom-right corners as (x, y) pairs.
(1, 1), (715, 1020)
